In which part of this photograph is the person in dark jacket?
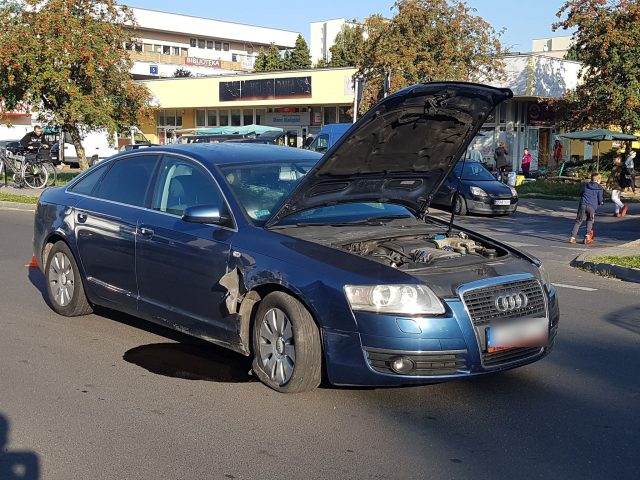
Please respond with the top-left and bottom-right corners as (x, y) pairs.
(570, 173), (604, 244)
(494, 143), (509, 182)
(20, 126), (50, 158)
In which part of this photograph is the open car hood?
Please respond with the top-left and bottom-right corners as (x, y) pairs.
(266, 82), (512, 227)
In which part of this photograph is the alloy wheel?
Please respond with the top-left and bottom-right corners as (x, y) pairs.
(48, 252), (75, 307)
(258, 308), (296, 386)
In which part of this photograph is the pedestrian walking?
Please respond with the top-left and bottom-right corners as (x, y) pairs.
(625, 150), (636, 193)
(470, 143), (483, 162)
(494, 142), (509, 182)
(570, 173), (604, 245)
(607, 155), (630, 217)
(521, 147), (532, 177)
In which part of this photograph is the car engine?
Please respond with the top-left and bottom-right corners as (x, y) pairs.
(341, 232), (499, 269)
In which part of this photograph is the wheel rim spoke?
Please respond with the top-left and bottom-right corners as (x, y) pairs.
(48, 252), (74, 307)
(259, 307), (296, 386)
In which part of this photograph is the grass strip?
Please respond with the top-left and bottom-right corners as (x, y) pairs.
(588, 256), (640, 269)
(0, 192), (39, 205)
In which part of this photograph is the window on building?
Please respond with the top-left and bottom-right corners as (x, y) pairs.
(231, 109), (241, 126)
(255, 109), (266, 125)
(243, 109), (253, 126)
(190, 38), (197, 48)
(207, 40), (214, 50)
(195, 110), (206, 128)
(173, 47), (181, 56)
(215, 41), (222, 51)
(232, 54), (238, 62)
(223, 42), (230, 51)
(247, 45), (254, 55)
(219, 110), (230, 127)
(338, 106), (353, 124)
(198, 39), (205, 49)
(162, 45), (171, 55)
(155, 45), (162, 53)
(207, 110), (217, 127)
(323, 106), (336, 125)
(133, 43), (142, 52)
(144, 43), (154, 53)
(158, 109), (183, 128)
(499, 103), (507, 124)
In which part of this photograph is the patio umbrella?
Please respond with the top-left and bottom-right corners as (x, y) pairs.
(558, 129), (638, 172)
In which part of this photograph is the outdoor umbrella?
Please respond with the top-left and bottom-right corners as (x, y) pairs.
(558, 128), (638, 172)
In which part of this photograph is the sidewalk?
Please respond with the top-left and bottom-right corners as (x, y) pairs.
(574, 240), (640, 283)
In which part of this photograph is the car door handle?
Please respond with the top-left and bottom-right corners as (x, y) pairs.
(139, 227), (154, 239)
(77, 212), (88, 223)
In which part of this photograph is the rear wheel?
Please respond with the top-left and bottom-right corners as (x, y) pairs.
(454, 194), (468, 216)
(45, 241), (93, 316)
(43, 161), (57, 187)
(252, 292), (322, 393)
(22, 162), (48, 189)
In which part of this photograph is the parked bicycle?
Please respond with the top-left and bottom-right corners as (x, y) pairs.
(0, 146), (55, 189)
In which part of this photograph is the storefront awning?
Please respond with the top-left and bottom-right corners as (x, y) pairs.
(195, 124), (283, 136)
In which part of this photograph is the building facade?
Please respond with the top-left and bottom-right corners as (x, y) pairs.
(127, 7), (300, 79)
(140, 67), (357, 146)
(309, 18), (353, 66)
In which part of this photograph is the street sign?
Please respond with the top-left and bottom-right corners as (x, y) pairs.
(150, 65), (159, 75)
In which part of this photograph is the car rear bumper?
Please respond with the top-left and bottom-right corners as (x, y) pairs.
(322, 282), (559, 387)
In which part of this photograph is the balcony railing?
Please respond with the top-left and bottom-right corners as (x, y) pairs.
(130, 51), (250, 72)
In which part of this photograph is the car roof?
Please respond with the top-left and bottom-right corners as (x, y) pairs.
(124, 142), (322, 167)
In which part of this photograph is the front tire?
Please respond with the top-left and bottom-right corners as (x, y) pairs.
(454, 194), (468, 216)
(252, 292), (322, 393)
(45, 241), (93, 316)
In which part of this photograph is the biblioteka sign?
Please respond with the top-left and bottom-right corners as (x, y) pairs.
(186, 57), (222, 68)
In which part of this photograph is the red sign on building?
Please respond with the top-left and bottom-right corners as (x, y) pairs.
(185, 57), (222, 68)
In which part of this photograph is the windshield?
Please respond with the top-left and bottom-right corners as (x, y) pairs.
(454, 161), (496, 181)
(279, 202), (413, 225)
(219, 161), (317, 223)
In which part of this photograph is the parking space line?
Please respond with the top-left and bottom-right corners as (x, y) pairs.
(553, 283), (598, 292)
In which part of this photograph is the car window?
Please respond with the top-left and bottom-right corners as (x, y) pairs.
(454, 162), (496, 181)
(153, 155), (227, 217)
(220, 161), (316, 222)
(310, 134), (329, 153)
(93, 155), (157, 207)
(281, 203), (413, 225)
(67, 163), (110, 196)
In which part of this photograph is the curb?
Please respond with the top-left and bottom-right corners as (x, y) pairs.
(0, 200), (36, 212)
(573, 243), (640, 283)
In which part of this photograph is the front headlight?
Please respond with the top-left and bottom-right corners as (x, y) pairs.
(470, 186), (488, 197)
(509, 186), (518, 197)
(538, 264), (552, 292)
(344, 284), (445, 315)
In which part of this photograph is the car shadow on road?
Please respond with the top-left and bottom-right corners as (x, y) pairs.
(604, 304), (640, 336)
(0, 413), (40, 480)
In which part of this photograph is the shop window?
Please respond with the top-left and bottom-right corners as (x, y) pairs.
(190, 38), (197, 48)
(499, 103), (507, 124)
(223, 42), (230, 52)
(255, 109), (266, 125)
(231, 109), (241, 126)
(323, 106), (336, 125)
(158, 110), (182, 128)
(243, 109), (253, 126)
(310, 107), (322, 125)
(176, 110), (182, 128)
(232, 54), (238, 62)
(158, 110), (166, 127)
(219, 110), (230, 127)
(338, 106), (353, 124)
(207, 40), (214, 50)
(195, 110), (206, 127)
(198, 39), (205, 49)
(215, 41), (222, 51)
(162, 45), (171, 55)
(207, 110), (217, 127)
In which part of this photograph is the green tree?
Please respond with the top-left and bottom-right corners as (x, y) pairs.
(553, 0), (640, 144)
(173, 68), (193, 78)
(0, 0), (152, 170)
(357, 0), (505, 112)
(287, 34), (311, 70)
(253, 47), (268, 72)
(328, 23), (365, 67)
(264, 42), (284, 71)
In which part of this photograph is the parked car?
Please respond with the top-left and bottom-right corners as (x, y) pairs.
(33, 82), (558, 393)
(0, 140), (25, 156)
(432, 160), (519, 215)
(225, 131), (285, 146)
(307, 123), (352, 153)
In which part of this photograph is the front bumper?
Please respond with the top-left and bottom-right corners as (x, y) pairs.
(322, 281), (559, 387)
(467, 195), (518, 214)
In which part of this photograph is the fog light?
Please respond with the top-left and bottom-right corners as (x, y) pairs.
(389, 356), (416, 374)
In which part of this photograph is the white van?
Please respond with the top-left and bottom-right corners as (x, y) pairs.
(59, 127), (150, 166)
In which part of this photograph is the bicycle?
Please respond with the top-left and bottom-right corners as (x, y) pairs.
(0, 147), (50, 189)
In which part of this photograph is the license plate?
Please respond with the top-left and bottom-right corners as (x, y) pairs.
(487, 317), (548, 352)
(494, 199), (511, 206)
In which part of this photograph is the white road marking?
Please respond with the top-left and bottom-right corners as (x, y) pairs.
(552, 283), (598, 292)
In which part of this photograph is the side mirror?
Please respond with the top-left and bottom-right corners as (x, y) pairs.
(182, 205), (229, 226)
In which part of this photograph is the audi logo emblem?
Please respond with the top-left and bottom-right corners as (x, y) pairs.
(494, 292), (529, 312)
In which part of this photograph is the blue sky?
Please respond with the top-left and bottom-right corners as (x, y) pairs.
(124, 0), (573, 53)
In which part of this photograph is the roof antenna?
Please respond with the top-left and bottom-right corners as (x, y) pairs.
(447, 154), (467, 236)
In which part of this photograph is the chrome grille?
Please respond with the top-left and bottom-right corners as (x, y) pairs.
(462, 278), (546, 326)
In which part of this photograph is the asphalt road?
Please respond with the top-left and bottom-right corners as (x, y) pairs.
(1, 200), (639, 480)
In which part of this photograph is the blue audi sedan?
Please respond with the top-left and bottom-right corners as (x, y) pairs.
(33, 82), (559, 393)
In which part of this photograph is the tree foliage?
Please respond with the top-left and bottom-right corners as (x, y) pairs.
(553, 0), (640, 141)
(173, 68), (193, 78)
(255, 36), (310, 72)
(264, 42), (284, 71)
(328, 23), (365, 68)
(0, 0), (152, 169)
(287, 34), (311, 70)
(253, 47), (268, 72)
(356, 0), (505, 112)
